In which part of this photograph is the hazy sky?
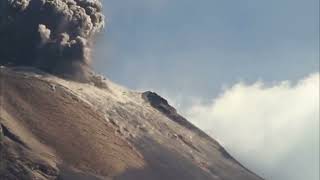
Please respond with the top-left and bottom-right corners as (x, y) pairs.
(94, 0), (319, 180)
(95, 0), (318, 99)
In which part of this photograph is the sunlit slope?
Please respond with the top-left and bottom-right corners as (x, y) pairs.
(0, 67), (263, 180)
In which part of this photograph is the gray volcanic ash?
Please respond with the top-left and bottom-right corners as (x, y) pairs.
(0, 0), (104, 81)
(0, 1), (265, 179)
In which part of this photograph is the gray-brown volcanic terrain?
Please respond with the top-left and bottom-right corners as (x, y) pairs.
(0, 66), (263, 180)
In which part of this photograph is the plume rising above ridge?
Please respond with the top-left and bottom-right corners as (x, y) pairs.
(0, 0), (104, 80)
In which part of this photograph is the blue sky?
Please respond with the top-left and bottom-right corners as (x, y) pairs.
(95, 0), (319, 100)
(94, 1), (319, 180)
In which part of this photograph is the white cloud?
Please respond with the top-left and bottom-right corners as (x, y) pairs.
(184, 73), (319, 180)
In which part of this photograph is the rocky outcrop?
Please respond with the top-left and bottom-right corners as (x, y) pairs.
(142, 91), (217, 140)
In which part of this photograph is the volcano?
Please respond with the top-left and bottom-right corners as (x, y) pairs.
(0, 66), (263, 180)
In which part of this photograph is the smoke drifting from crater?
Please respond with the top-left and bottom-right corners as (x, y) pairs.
(0, 0), (104, 81)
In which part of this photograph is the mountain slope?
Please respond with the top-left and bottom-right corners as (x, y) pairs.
(0, 66), (263, 180)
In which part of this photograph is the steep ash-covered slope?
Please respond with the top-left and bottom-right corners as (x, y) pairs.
(0, 67), (263, 180)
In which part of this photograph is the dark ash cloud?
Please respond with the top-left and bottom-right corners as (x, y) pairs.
(0, 0), (104, 81)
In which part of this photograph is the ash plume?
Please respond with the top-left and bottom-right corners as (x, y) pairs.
(0, 0), (105, 81)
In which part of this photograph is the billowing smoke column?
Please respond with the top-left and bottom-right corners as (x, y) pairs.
(0, 0), (104, 81)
